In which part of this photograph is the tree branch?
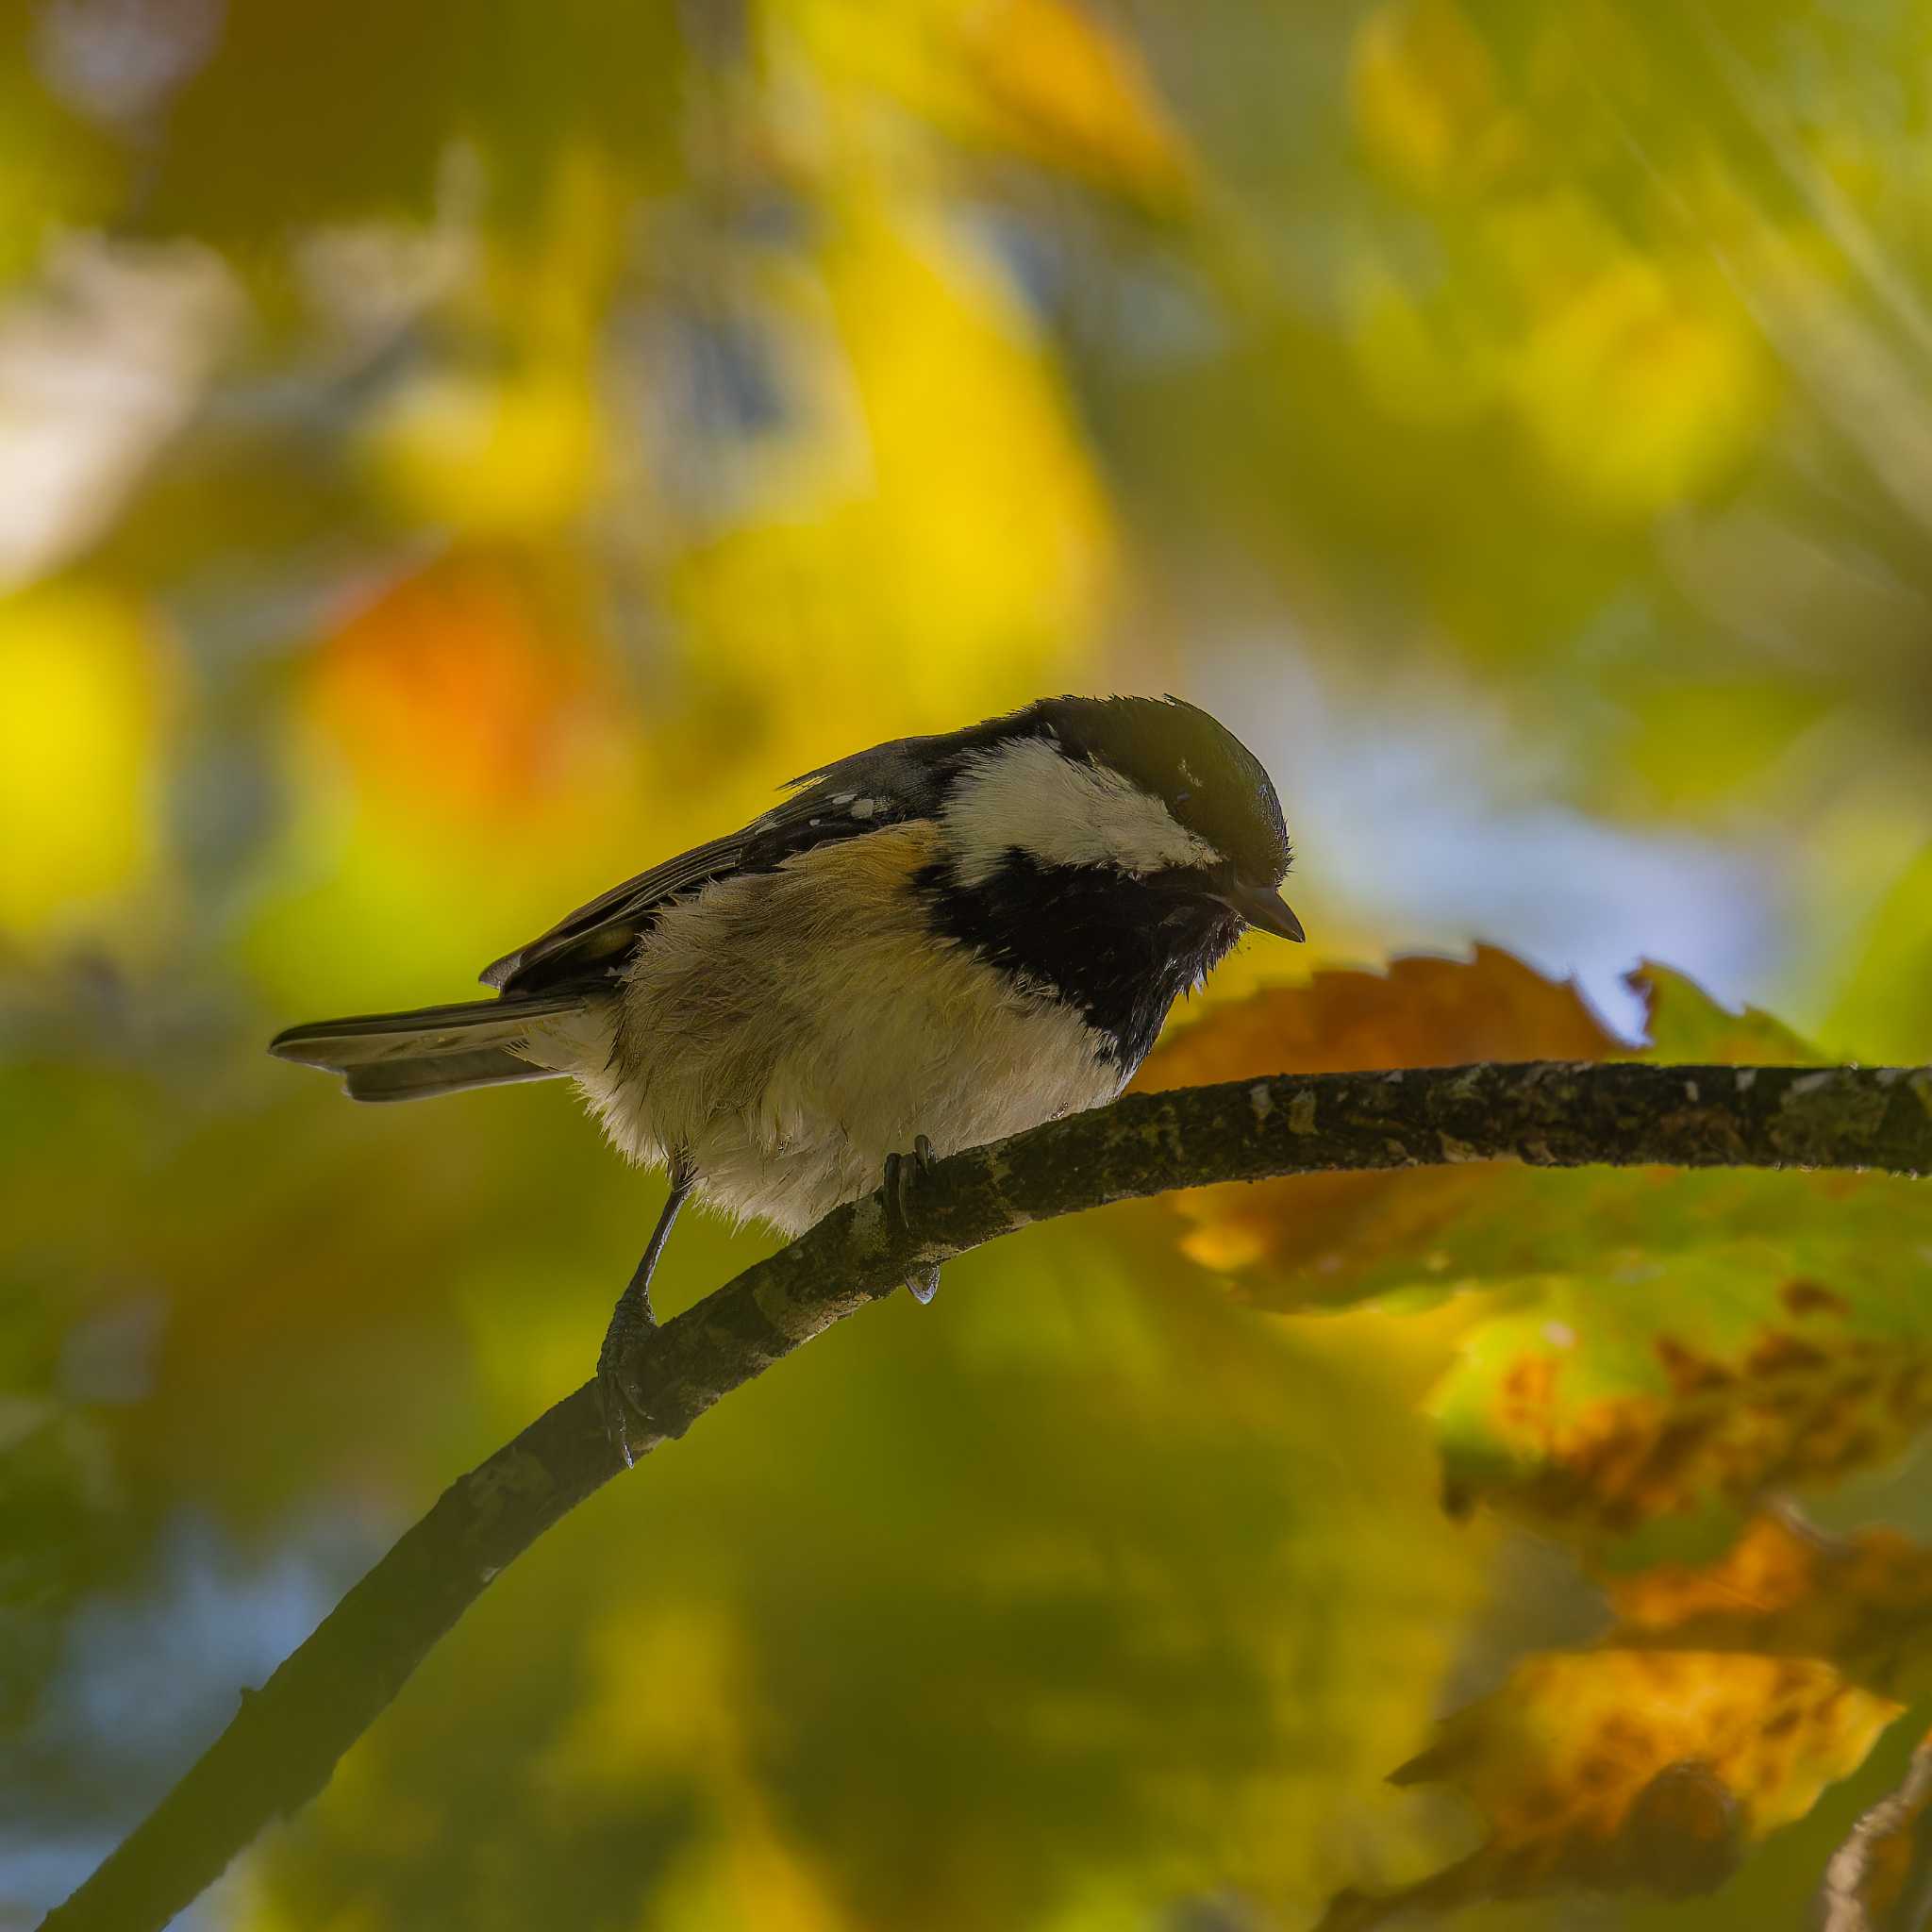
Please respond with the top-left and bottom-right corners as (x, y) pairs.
(40, 1058), (1932, 1932)
(1818, 1733), (1932, 1931)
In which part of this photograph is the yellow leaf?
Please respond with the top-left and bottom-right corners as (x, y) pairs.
(362, 365), (604, 535)
(1331, 1512), (1932, 1924)
(1323, 1649), (1897, 1926)
(357, 152), (618, 534)
(0, 582), (173, 940)
(781, 0), (1194, 205)
(1350, 0), (1524, 198)
(946, 0), (1195, 203)
(1343, 262), (1497, 428)
(667, 189), (1112, 767)
(1507, 252), (1774, 520)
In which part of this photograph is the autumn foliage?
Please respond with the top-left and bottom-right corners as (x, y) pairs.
(1137, 956), (1932, 1923)
(9, 0), (1932, 1927)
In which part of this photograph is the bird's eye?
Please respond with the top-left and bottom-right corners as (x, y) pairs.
(1174, 789), (1192, 806)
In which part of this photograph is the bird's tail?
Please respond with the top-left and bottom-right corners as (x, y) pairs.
(269, 993), (591, 1103)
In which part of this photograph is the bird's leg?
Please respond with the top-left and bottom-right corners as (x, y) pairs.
(598, 1156), (696, 1468)
(882, 1132), (942, 1305)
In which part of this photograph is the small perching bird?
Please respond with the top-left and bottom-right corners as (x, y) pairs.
(272, 694), (1303, 1457)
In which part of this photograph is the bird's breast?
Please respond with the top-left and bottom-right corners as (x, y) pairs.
(587, 824), (1125, 1232)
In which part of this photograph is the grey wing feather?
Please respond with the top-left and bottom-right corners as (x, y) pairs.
(478, 830), (750, 991)
(479, 742), (941, 996)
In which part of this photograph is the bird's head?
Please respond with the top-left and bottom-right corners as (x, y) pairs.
(936, 693), (1303, 942)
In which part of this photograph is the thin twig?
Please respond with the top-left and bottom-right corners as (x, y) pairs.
(40, 1058), (1932, 1932)
(1818, 1735), (1932, 1931)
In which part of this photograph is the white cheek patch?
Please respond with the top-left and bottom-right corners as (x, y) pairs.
(942, 736), (1222, 886)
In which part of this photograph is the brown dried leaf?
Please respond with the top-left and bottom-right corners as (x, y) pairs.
(1133, 946), (1616, 1297)
(1142, 944), (1617, 1085)
(1326, 1514), (1932, 1926)
(1320, 1648), (1898, 1928)
(1428, 1273), (1932, 1565)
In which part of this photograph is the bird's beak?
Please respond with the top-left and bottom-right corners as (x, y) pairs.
(1223, 883), (1306, 942)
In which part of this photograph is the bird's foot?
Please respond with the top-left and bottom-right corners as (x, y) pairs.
(882, 1133), (943, 1305)
(596, 1286), (656, 1470)
(597, 1168), (695, 1470)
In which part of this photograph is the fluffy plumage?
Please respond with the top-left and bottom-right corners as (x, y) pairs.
(558, 824), (1123, 1232)
(270, 693), (1297, 1238)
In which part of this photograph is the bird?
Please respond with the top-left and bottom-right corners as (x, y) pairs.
(271, 693), (1303, 1458)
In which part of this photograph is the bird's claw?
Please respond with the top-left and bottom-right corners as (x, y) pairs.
(596, 1297), (656, 1470)
(883, 1133), (942, 1305)
(883, 1132), (937, 1219)
(598, 1371), (644, 1470)
(595, 1166), (696, 1471)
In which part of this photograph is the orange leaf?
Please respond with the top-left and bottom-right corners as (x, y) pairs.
(1610, 1514), (1932, 1707)
(1131, 946), (1616, 1301)
(307, 555), (612, 822)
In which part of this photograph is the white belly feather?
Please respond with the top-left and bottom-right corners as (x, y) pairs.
(526, 825), (1124, 1235)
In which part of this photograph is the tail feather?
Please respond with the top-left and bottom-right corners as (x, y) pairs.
(343, 1048), (559, 1104)
(270, 993), (588, 1104)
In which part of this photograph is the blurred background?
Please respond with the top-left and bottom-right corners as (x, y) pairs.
(7, 0), (1932, 1925)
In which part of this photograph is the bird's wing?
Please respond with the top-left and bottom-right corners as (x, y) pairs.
(478, 830), (750, 992)
(480, 742), (942, 995)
